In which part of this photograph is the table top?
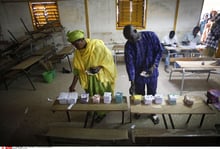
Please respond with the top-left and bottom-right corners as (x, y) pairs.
(51, 96), (129, 112)
(165, 45), (206, 51)
(112, 45), (124, 50)
(176, 60), (220, 68)
(56, 45), (74, 56)
(33, 45), (53, 56)
(11, 55), (43, 70)
(130, 96), (215, 114)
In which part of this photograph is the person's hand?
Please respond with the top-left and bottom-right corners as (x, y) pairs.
(69, 84), (76, 92)
(89, 66), (102, 74)
(148, 65), (156, 76)
(129, 81), (135, 95)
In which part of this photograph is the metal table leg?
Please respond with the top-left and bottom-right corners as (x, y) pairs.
(66, 55), (72, 72)
(169, 69), (173, 80)
(168, 114), (175, 129)
(84, 111), (90, 128)
(180, 68), (185, 95)
(66, 111), (71, 122)
(162, 114), (168, 129)
(23, 70), (36, 90)
(121, 111), (124, 124)
(199, 114), (206, 128)
(186, 114), (192, 124)
(90, 111), (97, 128)
(207, 71), (211, 81)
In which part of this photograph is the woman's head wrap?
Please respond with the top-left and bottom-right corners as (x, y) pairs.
(66, 30), (84, 43)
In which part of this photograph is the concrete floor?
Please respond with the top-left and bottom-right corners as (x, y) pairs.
(0, 56), (220, 145)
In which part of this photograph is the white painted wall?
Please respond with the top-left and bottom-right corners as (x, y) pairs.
(0, 0), (204, 45)
(146, 0), (177, 38)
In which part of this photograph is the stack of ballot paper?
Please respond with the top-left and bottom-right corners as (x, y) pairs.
(168, 94), (178, 105)
(57, 92), (78, 104)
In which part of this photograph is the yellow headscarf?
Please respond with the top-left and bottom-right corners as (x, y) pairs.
(66, 30), (84, 43)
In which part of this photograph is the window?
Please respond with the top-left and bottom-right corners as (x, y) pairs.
(116, 0), (147, 29)
(29, 0), (61, 30)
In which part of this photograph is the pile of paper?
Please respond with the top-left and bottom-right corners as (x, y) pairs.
(57, 92), (78, 104)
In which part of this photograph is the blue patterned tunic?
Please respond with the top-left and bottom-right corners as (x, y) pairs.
(124, 31), (164, 95)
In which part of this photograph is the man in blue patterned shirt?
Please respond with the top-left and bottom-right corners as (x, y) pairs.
(123, 24), (164, 124)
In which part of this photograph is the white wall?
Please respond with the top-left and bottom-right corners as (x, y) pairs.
(0, 1), (32, 41)
(146, 0), (177, 38)
(0, 0), (204, 45)
(176, 0), (203, 40)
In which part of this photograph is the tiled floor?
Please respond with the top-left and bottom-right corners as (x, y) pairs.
(0, 57), (220, 145)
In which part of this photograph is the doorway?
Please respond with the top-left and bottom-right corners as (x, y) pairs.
(200, 0), (220, 19)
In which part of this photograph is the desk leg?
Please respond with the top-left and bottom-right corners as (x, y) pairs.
(90, 112), (97, 128)
(168, 114), (175, 129)
(199, 114), (205, 128)
(114, 52), (117, 65)
(186, 114), (192, 124)
(121, 111), (124, 124)
(3, 79), (8, 90)
(66, 111), (71, 122)
(130, 112), (132, 123)
(162, 114), (168, 129)
(169, 70), (173, 80)
(84, 111), (90, 128)
(207, 71), (211, 81)
(168, 50), (170, 66)
(180, 68), (185, 95)
(66, 55), (72, 72)
(23, 70), (36, 90)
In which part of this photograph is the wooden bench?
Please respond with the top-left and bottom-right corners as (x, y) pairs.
(45, 126), (129, 145)
(49, 45), (74, 72)
(169, 67), (217, 95)
(169, 67), (216, 81)
(131, 128), (220, 145)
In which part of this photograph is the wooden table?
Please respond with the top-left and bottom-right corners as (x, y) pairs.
(9, 55), (43, 90)
(169, 60), (220, 95)
(51, 96), (129, 128)
(112, 44), (124, 64)
(50, 45), (74, 72)
(164, 45), (205, 63)
(130, 96), (215, 129)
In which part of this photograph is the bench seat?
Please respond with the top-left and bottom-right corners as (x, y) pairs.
(132, 128), (220, 145)
(45, 126), (129, 145)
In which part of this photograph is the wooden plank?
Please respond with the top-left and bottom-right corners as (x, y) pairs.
(170, 57), (207, 63)
(11, 56), (43, 70)
(132, 128), (220, 144)
(130, 96), (215, 114)
(46, 126), (129, 141)
(176, 60), (220, 68)
(170, 67), (216, 72)
(56, 45), (73, 56)
(133, 128), (220, 138)
(33, 45), (54, 56)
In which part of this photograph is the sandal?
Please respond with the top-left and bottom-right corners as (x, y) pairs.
(151, 115), (159, 125)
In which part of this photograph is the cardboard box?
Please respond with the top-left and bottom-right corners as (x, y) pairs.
(92, 94), (100, 104)
(154, 94), (163, 104)
(143, 95), (154, 105)
(168, 94), (178, 105)
(104, 92), (112, 104)
(115, 92), (123, 103)
(80, 93), (89, 103)
(132, 95), (142, 105)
